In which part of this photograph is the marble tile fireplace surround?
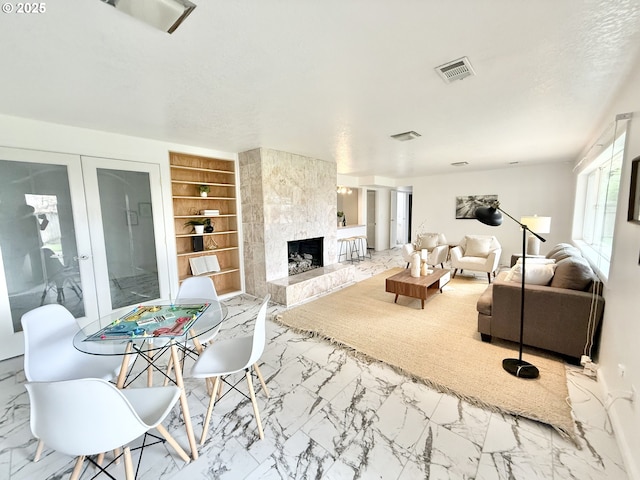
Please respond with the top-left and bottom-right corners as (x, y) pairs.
(239, 148), (354, 306)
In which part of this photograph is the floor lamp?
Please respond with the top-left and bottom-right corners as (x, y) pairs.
(475, 201), (546, 379)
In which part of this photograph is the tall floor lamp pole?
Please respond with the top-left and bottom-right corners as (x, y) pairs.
(475, 201), (546, 379)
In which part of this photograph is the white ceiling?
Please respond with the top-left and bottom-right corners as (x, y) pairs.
(2, 1), (640, 178)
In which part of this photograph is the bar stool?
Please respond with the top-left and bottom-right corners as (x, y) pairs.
(355, 235), (371, 260)
(338, 237), (360, 263)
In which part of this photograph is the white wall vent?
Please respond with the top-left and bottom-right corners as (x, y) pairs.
(435, 57), (475, 83)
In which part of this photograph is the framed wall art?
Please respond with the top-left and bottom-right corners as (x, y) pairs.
(455, 194), (498, 219)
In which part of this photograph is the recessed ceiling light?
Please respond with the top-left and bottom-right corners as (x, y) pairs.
(451, 161), (469, 167)
(390, 131), (421, 141)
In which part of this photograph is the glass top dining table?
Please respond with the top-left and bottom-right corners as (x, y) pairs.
(73, 298), (228, 356)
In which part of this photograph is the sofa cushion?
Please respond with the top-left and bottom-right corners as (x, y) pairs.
(506, 263), (555, 285)
(465, 236), (492, 257)
(417, 233), (439, 251)
(550, 256), (594, 291)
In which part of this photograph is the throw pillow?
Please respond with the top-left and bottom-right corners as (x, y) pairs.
(550, 256), (594, 291)
(465, 236), (492, 258)
(509, 263), (556, 285)
(545, 243), (574, 259)
(548, 246), (581, 262)
(417, 233), (439, 251)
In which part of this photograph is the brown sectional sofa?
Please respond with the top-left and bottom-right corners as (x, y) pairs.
(476, 243), (605, 363)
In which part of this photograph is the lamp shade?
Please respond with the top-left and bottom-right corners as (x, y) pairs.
(520, 215), (551, 234)
(475, 206), (503, 226)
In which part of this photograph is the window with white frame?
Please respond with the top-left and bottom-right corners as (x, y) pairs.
(575, 122), (627, 278)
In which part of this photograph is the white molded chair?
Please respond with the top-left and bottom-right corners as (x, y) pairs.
(22, 304), (129, 462)
(450, 234), (502, 283)
(25, 378), (190, 480)
(22, 304), (126, 383)
(175, 276), (220, 344)
(164, 276), (223, 387)
(190, 294), (271, 444)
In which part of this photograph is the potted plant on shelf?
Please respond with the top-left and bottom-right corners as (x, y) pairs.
(198, 185), (210, 197)
(184, 219), (206, 235)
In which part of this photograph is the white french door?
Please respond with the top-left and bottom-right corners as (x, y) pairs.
(0, 148), (169, 360)
(81, 156), (169, 315)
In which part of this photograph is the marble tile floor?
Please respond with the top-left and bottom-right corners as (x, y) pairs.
(0, 248), (629, 479)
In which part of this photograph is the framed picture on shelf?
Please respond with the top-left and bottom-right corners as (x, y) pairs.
(455, 194), (498, 219)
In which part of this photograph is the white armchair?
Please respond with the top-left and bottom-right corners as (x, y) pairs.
(416, 233), (449, 268)
(401, 233), (449, 269)
(450, 235), (502, 283)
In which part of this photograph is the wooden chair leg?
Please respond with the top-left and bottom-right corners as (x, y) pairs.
(123, 446), (134, 480)
(113, 447), (121, 465)
(96, 452), (104, 466)
(163, 356), (174, 386)
(200, 376), (220, 445)
(253, 363), (270, 398)
(156, 424), (190, 463)
(70, 456), (85, 480)
(33, 439), (44, 462)
(246, 370), (264, 440)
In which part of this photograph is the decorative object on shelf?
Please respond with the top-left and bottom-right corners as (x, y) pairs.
(337, 211), (345, 227)
(199, 185), (210, 197)
(189, 255), (221, 275)
(206, 237), (219, 250)
(520, 215), (551, 255)
(455, 194), (498, 219)
(184, 219), (206, 234)
(204, 218), (214, 233)
(475, 200), (546, 379)
(192, 236), (204, 252)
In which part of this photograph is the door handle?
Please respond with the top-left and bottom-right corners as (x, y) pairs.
(74, 254), (90, 261)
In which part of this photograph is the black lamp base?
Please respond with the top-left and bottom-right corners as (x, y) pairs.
(503, 358), (539, 379)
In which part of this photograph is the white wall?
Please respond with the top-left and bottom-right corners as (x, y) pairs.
(0, 114), (239, 298)
(582, 64), (640, 480)
(402, 162), (575, 265)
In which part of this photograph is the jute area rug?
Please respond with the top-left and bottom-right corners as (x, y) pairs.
(276, 268), (576, 441)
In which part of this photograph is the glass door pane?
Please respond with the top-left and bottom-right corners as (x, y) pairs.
(81, 156), (169, 316)
(0, 148), (98, 359)
(96, 168), (160, 308)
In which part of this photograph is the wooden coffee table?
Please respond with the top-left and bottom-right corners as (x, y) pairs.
(385, 268), (451, 309)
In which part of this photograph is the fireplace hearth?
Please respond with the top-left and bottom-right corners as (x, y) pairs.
(288, 237), (323, 276)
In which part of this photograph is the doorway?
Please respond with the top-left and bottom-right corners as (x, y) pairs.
(366, 190), (376, 250)
(0, 148), (169, 359)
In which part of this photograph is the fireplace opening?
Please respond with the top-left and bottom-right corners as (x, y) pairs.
(288, 237), (324, 276)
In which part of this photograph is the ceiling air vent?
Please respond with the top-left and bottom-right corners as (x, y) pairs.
(390, 131), (421, 141)
(435, 57), (475, 83)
